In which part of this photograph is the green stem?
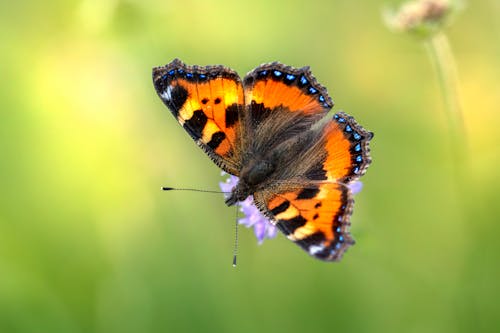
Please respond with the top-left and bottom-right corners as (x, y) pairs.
(425, 32), (466, 166)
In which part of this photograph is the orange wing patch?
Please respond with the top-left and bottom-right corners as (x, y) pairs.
(153, 59), (244, 174)
(257, 183), (354, 261)
(242, 62), (333, 116)
(322, 112), (373, 183)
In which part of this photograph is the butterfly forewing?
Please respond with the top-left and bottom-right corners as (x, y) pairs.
(153, 59), (245, 175)
(242, 62), (333, 135)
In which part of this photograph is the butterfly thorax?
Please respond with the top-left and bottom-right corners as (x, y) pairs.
(225, 159), (275, 206)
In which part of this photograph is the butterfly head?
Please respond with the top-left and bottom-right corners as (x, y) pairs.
(224, 185), (248, 206)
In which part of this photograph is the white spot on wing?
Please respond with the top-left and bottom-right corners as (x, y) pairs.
(161, 86), (173, 101)
(309, 245), (324, 255)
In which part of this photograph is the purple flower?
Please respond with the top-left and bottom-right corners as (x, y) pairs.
(219, 174), (277, 244)
(219, 173), (363, 244)
(349, 180), (363, 195)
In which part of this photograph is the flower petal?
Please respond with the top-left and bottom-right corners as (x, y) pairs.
(349, 181), (363, 195)
(219, 174), (278, 244)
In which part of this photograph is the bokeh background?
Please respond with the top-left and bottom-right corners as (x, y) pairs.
(1, 0), (499, 332)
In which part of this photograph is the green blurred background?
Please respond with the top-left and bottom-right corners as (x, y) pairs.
(1, 0), (499, 332)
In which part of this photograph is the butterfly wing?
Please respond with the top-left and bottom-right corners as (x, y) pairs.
(255, 183), (354, 261)
(241, 63), (333, 139)
(153, 59), (245, 175)
(322, 112), (373, 183)
(254, 112), (373, 261)
(243, 62), (333, 117)
(237, 62), (335, 164)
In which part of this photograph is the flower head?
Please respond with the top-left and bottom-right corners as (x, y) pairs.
(219, 174), (277, 244)
(220, 173), (364, 244)
(384, 0), (464, 38)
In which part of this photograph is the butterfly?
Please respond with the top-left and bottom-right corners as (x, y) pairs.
(153, 59), (373, 261)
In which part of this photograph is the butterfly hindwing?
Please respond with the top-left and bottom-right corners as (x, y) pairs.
(153, 59), (245, 175)
(254, 182), (354, 261)
(323, 112), (373, 183)
(253, 112), (373, 261)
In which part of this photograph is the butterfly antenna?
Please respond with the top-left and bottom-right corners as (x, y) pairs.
(232, 204), (239, 268)
(161, 187), (230, 194)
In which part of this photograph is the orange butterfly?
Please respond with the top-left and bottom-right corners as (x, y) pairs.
(153, 59), (373, 261)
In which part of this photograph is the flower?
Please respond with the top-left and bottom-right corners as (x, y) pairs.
(383, 0), (464, 38)
(220, 174), (277, 244)
(220, 173), (364, 244)
(348, 180), (363, 195)
(383, 0), (467, 168)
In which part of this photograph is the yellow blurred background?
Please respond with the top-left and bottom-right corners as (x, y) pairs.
(0, 0), (499, 332)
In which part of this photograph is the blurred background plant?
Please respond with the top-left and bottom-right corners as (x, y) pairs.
(384, 0), (465, 36)
(0, 1), (499, 333)
(385, 0), (466, 168)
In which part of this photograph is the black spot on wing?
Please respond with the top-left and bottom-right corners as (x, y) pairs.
(207, 131), (226, 150)
(163, 85), (188, 118)
(295, 232), (325, 251)
(277, 215), (307, 235)
(296, 187), (320, 200)
(305, 162), (327, 181)
(270, 201), (290, 216)
(250, 100), (272, 125)
(183, 110), (207, 140)
(225, 104), (239, 128)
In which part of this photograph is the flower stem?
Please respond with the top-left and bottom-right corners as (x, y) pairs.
(425, 32), (466, 166)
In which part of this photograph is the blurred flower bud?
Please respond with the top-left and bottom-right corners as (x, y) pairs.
(384, 0), (464, 37)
